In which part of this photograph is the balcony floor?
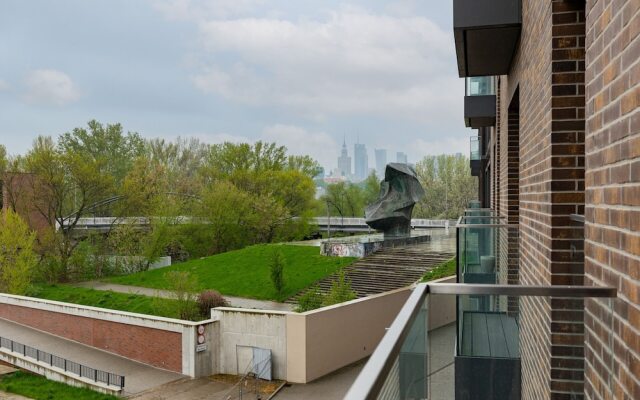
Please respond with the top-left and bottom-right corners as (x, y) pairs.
(461, 311), (519, 358)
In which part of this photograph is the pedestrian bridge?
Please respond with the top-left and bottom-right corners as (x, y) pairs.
(62, 217), (455, 233)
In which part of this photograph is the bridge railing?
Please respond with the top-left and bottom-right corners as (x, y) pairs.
(66, 216), (456, 230)
(0, 336), (125, 389)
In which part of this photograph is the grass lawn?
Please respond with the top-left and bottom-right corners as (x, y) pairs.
(421, 257), (456, 282)
(0, 371), (117, 400)
(108, 244), (355, 302)
(29, 285), (183, 319)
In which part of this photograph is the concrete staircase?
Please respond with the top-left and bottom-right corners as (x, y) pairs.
(288, 243), (455, 304)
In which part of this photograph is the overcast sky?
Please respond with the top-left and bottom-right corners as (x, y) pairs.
(0, 0), (466, 171)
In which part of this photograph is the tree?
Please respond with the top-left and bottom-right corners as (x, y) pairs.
(322, 182), (366, 218)
(270, 249), (286, 297)
(414, 154), (477, 219)
(0, 209), (37, 295)
(198, 181), (258, 253)
(146, 136), (207, 196)
(362, 172), (381, 206)
(58, 120), (145, 186)
(24, 135), (113, 280)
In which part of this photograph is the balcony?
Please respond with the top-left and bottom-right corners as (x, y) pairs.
(455, 213), (520, 399)
(454, 0), (522, 77)
(469, 136), (480, 176)
(345, 283), (616, 400)
(465, 77), (496, 128)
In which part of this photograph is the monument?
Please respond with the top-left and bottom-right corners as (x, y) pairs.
(365, 163), (425, 238)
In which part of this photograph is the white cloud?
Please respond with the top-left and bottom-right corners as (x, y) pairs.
(23, 69), (80, 106)
(186, 8), (461, 122)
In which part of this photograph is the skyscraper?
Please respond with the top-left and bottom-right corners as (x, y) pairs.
(375, 149), (387, 178)
(354, 142), (368, 181)
(396, 152), (408, 164)
(337, 138), (351, 178)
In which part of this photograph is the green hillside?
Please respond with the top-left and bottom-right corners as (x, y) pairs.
(109, 244), (355, 302)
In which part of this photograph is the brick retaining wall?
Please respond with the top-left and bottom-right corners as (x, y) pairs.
(0, 303), (183, 373)
(0, 293), (216, 377)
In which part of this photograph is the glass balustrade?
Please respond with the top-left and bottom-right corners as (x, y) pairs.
(465, 76), (495, 96)
(469, 136), (480, 161)
(345, 283), (616, 400)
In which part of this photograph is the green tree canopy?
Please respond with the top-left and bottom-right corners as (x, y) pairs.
(0, 209), (37, 294)
(58, 120), (145, 186)
(414, 154), (477, 219)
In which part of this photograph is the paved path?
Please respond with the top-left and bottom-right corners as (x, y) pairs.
(0, 318), (183, 396)
(273, 323), (455, 400)
(273, 360), (366, 400)
(130, 377), (234, 400)
(75, 282), (295, 312)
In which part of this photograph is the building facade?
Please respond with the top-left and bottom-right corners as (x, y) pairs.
(337, 139), (352, 178)
(354, 142), (368, 181)
(375, 149), (387, 178)
(459, 0), (639, 399)
(396, 152), (408, 164)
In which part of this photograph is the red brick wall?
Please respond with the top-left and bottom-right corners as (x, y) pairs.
(496, 1), (588, 398)
(584, 0), (640, 398)
(0, 304), (183, 373)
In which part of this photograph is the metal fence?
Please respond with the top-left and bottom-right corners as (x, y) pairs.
(0, 336), (125, 389)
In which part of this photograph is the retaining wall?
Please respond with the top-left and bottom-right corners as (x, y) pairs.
(214, 275), (456, 384)
(0, 293), (215, 377)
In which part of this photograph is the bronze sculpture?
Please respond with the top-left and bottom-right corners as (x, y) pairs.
(365, 163), (425, 238)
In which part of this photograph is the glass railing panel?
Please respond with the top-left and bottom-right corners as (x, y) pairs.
(470, 136), (480, 161)
(373, 295), (429, 400)
(347, 284), (617, 400)
(465, 76), (495, 96)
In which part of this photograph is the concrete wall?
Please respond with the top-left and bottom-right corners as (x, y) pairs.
(300, 287), (412, 382)
(0, 293), (215, 377)
(211, 308), (288, 380)
(209, 276), (456, 384)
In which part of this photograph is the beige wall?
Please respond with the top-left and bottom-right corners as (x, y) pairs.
(211, 276), (456, 384)
(290, 275), (456, 383)
(302, 287), (412, 383)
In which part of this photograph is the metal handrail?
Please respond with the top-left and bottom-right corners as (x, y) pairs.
(344, 282), (617, 400)
(0, 336), (125, 389)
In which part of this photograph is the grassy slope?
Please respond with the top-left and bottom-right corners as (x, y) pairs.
(421, 257), (456, 282)
(0, 371), (117, 400)
(31, 285), (181, 319)
(109, 244), (355, 302)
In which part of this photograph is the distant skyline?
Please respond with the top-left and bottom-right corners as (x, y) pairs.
(0, 0), (467, 168)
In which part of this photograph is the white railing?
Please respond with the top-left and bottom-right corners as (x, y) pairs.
(63, 216), (455, 230)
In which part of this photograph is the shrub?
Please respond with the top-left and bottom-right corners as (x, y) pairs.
(164, 271), (199, 320)
(295, 270), (357, 312)
(322, 269), (357, 307)
(270, 249), (285, 296)
(295, 286), (324, 312)
(197, 290), (228, 317)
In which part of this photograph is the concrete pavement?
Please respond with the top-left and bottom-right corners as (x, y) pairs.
(0, 318), (183, 396)
(75, 282), (295, 312)
(273, 323), (456, 400)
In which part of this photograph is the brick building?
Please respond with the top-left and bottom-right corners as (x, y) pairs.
(1, 172), (52, 236)
(459, 0), (639, 399)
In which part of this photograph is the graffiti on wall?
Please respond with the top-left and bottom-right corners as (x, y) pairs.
(321, 241), (383, 258)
